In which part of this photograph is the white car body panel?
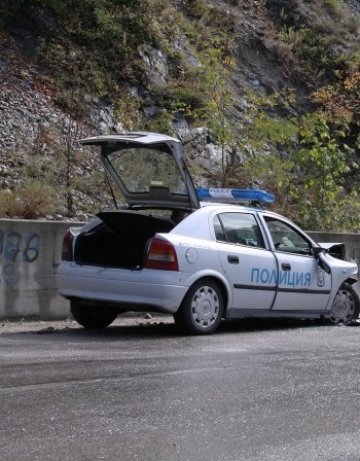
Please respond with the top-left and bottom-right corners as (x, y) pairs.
(217, 243), (278, 310)
(322, 252), (359, 308)
(57, 262), (187, 312)
(270, 251), (331, 311)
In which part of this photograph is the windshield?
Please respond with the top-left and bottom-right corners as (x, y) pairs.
(107, 145), (188, 196)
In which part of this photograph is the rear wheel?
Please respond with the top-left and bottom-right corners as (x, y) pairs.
(329, 283), (360, 325)
(174, 279), (224, 335)
(70, 300), (117, 329)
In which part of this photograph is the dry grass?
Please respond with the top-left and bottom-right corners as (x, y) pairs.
(0, 180), (57, 219)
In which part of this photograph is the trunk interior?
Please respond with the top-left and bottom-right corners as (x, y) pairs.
(74, 211), (175, 269)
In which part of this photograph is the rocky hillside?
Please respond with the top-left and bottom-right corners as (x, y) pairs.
(0, 0), (359, 230)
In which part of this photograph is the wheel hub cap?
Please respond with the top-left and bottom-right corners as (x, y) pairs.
(191, 286), (219, 328)
(330, 289), (355, 324)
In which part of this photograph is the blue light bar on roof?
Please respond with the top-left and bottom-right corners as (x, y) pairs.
(196, 188), (275, 204)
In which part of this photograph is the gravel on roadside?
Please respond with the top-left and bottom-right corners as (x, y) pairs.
(0, 313), (174, 334)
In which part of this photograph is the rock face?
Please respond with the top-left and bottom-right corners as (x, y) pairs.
(139, 47), (169, 89)
(0, 34), (126, 218)
(347, 0), (360, 14)
(0, 35), (124, 153)
(0, 25), (221, 217)
(0, 38), (58, 153)
(0, 1), (359, 219)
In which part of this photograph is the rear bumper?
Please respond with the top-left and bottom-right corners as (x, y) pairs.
(56, 263), (187, 313)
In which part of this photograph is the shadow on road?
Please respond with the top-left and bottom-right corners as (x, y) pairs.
(2, 315), (353, 341)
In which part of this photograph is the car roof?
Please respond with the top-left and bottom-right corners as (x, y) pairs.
(199, 202), (263, 213)
(198, 203), (288, 220)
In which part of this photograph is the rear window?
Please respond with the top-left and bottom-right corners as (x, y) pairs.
(107, 146), (187, 196)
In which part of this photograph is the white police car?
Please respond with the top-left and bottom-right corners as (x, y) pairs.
(56, 132), (359, 334)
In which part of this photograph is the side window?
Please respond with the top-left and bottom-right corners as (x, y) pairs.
(265, 217), (312, 255)
(213, 215), (226, 241)
(214, 213), (265, 248)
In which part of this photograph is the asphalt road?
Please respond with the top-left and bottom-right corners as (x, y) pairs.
(1, 316), (360, 461)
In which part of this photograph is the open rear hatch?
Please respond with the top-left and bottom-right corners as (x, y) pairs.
(74, 132), (199, 269)
(79, 132), (199, 210)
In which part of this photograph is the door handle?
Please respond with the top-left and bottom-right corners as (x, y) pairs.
(281, 263), (291, 271)
(227, 255), (239, 264)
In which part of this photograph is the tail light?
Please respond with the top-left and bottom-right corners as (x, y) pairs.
(145, 238), (179, 271)
(61, 230), (74, 261)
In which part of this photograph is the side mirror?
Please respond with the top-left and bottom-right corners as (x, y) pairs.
(312, 246), (325, 259)
(318, 251), (331, 275)
(312, 246), (331, 274)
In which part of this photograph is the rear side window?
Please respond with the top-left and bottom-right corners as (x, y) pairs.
(214, 213), (265, 248)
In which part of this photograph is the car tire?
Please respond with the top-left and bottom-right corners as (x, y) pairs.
(70, 300), (117, 329)
(329, 283), (360, 325)
(174, 278), (224, 335)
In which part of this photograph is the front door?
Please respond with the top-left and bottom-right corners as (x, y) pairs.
(263, 217), (331, 311)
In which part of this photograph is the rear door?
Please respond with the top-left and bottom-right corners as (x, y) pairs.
(214, 212), (278, 311)
(79, 133), (200, 210)
(262, 215), (331, 311)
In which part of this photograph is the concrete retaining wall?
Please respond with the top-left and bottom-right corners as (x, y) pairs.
(0, 219), (83, 320)
(0, 219), (359, 320)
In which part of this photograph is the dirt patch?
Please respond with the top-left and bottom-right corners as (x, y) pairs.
(0, 313), (174, 334)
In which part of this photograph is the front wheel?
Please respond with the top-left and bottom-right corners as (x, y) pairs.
(70, 300), (117, 329)
(174, 279), (224, 335)
(329, 283), (360, 325)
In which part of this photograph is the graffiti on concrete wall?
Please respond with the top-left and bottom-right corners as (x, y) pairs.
(0, 230), (41, 286)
